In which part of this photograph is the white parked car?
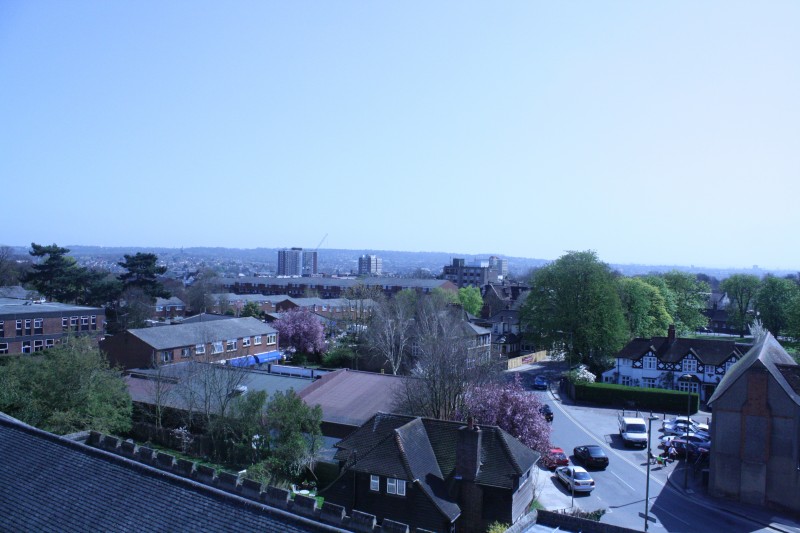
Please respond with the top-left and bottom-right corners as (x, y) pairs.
(662, 417), (709, 435)
(555, 466), (595, 493)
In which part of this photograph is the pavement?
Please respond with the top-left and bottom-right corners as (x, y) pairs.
(509, 359), (800, 533)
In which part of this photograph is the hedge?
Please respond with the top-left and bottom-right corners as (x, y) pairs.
(574, 382), (699, 413)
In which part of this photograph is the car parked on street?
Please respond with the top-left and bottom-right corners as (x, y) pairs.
(542, 447), (570, 469)
(555, 466), (595, 493)
(573, 445), (609, 469)
(533, 375), (549, 390)
(540, 404), (554, 422)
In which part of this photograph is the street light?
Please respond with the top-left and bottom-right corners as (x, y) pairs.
(644, 413), (659, 531)
(678, 373), (695, 490)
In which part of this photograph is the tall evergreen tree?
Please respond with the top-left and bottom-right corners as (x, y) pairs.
(22, 243), (89, 302)
(118, 252), (169, 299)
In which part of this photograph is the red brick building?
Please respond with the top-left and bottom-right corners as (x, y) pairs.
(0, 298), (105, 356)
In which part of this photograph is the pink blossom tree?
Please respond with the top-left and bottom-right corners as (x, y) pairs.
(274, 307), (326, 355)
(459, 376), (552, 456)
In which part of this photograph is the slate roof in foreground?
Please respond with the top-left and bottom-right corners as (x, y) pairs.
(0, 413), (342, 532)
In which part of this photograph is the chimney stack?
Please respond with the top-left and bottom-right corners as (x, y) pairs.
(667, 324), (676, 343)
(456, 420), (482, 481)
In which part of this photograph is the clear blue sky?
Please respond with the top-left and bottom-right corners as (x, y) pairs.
(2, 2), (798, 269)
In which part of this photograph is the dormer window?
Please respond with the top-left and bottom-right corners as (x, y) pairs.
(643, 356), (656, 370)
(682, 358), (697, 373)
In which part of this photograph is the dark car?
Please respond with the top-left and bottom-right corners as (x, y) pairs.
(573, 445), (609, 469)
(533, 375), (549, 390)
(539, 404), (554, 422)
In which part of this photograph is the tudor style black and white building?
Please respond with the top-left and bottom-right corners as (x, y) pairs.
(602, 325), (750, 403)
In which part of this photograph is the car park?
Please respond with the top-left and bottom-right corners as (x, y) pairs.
(573, 445), (609, 469)
(533, 375), (549, 390)
(555, 466), (595, 493)
(542, 447), (569, 469)
(661, 438), (709, 460)
(540, 404), (554, 422)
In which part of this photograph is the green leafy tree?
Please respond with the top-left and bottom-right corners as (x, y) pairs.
(520, 251), (627, 373)
(720, 274), (760, 337)
(263, 389), (323, 479)
(118, 252), (169, 299)
(660, 271), (709, 334)
(22, 243), (89, 303)
(240, 301), (263, 319)
(755, 275), (799, 338)
(458, 286), (483, 316)
(0, 336), (132, 434)
(617, 277), (673, 338)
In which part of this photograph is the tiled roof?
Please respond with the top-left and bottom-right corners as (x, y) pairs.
(0, 298), (103, 316)
(617, 336), (746, 366)
(334, 412), (539, 494)
(0, 414), (341, 532)
(127, 317), (275, 349)
(709, 333), (800, 407)
(298, 369), (406, 428)
(155, 296), (185, 306)
(227, 277), (455, 290)
(179, 313), (236, 324)
(777, 364), (800, 395)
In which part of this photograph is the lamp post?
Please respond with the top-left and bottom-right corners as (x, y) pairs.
(678, 373), (695, 490)
(644, 413), (659, 531)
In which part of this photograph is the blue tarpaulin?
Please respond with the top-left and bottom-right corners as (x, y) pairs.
(254, 351), (281, 364)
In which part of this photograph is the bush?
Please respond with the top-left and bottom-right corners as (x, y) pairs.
(486, 522), (509, 533)
(574, 382), (699, 413)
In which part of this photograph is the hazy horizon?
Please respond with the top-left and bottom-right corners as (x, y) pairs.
(2, 3), (798, 270)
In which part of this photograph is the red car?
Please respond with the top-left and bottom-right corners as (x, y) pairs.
(543, 447), (570, 469)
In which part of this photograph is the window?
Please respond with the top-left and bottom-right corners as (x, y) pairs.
(212, 341), (223, 354)
(33, 340), (44, 352)
(33, 318), (43, 335)
(91, 316), (97, 329)
(682, 358), (697, 373)
(0, 320), (4, 337)
(621, 358), (632, 367)
(195, 344), (206, 355)
(386, 478), (406, 496)
(226, 340), (237, 352)
(643, 356), (656, 370)
(643, 377), (657, 388)
(725, 358), (737, 372)
(519, 469), (530, 487)
(677, 381), (698, 394)
(45, 339), (54, 348)
(705, 365), (716, 375)
(266, 333), (277, 345)
(81, 316), (89, 329)
(155, 306), (164, 312)
(181, 347), (192, 358)
(62, 317), (69, 331)
(242, 337), (251, 347)
(370, 475), (380, 492)
(70, 316), (78, 329)
(24, 319), (32, 335)
(16, 320), (22, 335)
(0, 343), (7, 354)
(621, 375), (632, 386)
(254, 335), (262, 345)
(161, 351), (173, 363)
(22, 341), (31, 354)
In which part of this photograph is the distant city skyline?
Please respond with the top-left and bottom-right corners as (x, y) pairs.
(1, 3), (798, 270)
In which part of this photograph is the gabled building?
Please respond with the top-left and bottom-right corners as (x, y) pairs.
(322, 413), (539, 533)
(707, 333), (800, 514)
(153, 296), (186, 320)
(602, 325), (749, 402)
(100, 317), (279, 369)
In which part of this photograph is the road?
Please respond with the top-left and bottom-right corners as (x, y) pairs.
(519, 367), (781, 532)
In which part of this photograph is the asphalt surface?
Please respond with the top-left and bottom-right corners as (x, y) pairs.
(509, 359), (800, 533)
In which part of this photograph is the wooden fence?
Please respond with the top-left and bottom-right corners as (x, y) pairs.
(507, 349), (548, 370)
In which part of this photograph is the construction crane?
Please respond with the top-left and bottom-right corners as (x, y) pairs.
(314, 233), (328, 252)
